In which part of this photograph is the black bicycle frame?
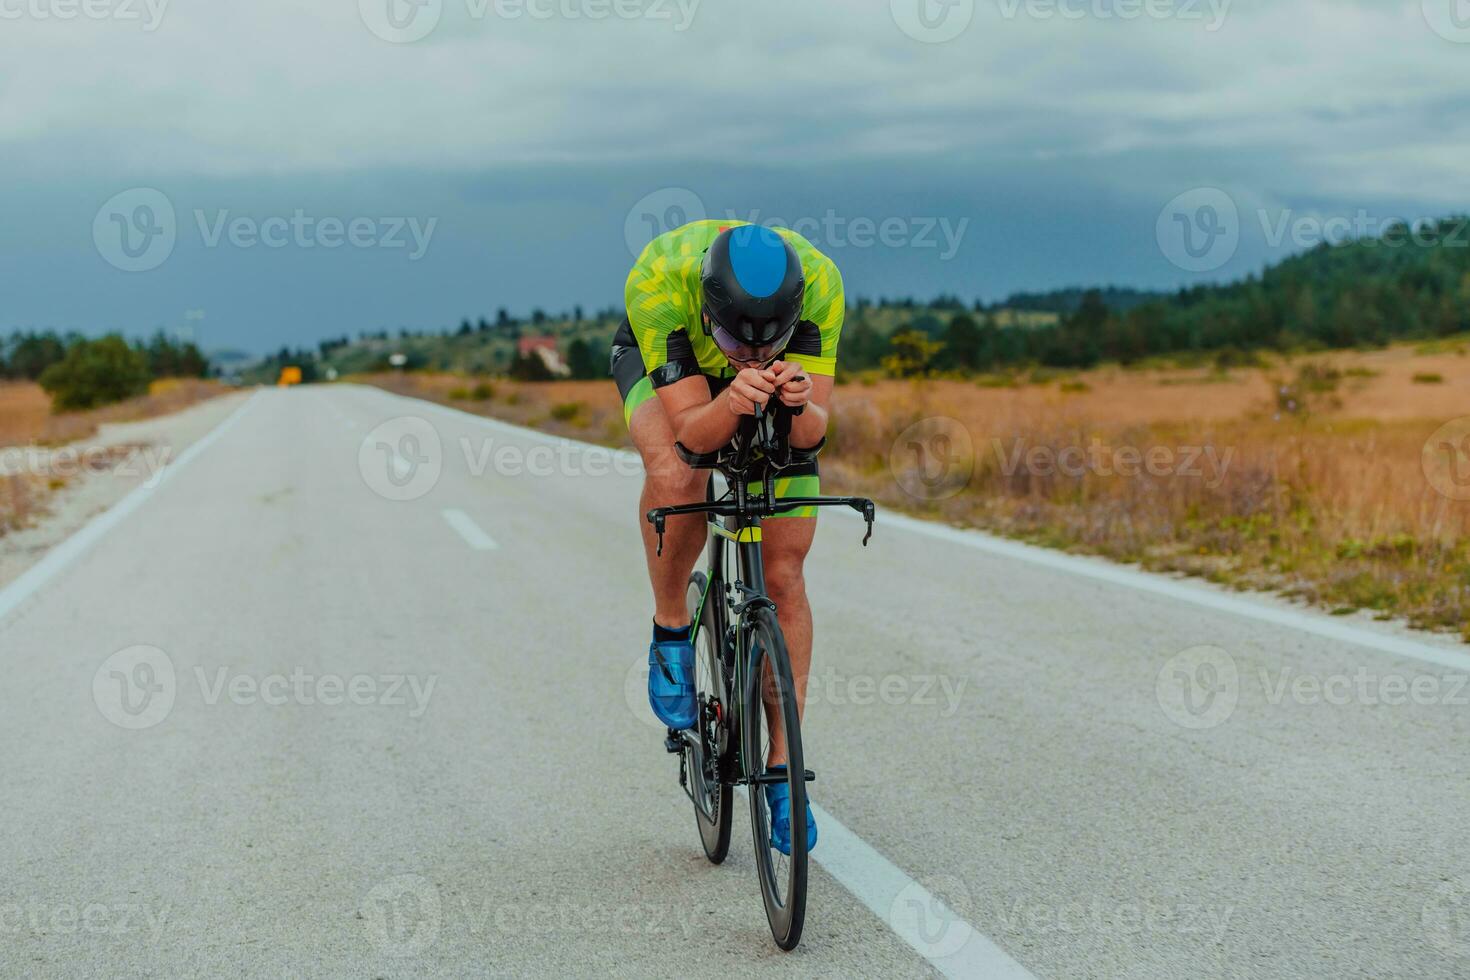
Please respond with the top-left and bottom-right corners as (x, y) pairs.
(647, 404), (876, 787)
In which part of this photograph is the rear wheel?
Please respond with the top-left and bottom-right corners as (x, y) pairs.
(686, 571), (732, 864)
(743, 606), (807, 950)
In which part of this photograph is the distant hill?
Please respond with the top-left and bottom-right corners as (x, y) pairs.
(248, 215), (1470, 379)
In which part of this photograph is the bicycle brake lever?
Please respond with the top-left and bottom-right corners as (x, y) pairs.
(650, 512), (666, 556)
(860, 500), (875, 546)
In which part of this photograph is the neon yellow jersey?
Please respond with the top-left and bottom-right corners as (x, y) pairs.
(624, 219), (844, 386)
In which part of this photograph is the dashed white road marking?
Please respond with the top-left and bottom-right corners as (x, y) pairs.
(441, 508), (498, 551)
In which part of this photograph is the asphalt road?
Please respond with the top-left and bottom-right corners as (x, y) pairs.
(1, 385), (1467, 978)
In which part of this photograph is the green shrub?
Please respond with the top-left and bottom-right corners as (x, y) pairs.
(550, 401), (587, 425)
(39, 335), (151, 411)
(448, 386), (471, 400)
(471, 381), (495, 401)
(1412, 372), (1445, 384)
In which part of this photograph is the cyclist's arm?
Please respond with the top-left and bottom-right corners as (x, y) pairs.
(787, 375), (832, 449)
(656, 376), (742, 454)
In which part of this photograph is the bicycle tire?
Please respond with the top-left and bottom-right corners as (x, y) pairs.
(742, 605), (808, 950)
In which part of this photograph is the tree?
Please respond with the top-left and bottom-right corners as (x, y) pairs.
(566, 337), (601, 380)
(39, 335), (151, 410)
(510, 352), (554, 381)
(882, 329), (944, 378)
(941, 314), (983, 371)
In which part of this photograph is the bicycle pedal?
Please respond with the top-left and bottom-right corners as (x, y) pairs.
(664, 731), (683, 754)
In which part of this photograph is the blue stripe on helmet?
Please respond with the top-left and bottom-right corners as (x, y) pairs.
(728, 225), (787, 299)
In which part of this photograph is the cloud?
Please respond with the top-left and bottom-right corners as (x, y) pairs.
(0, 0), (1466, 201)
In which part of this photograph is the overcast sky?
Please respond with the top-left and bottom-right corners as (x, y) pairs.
(2, 0), (1468, 353)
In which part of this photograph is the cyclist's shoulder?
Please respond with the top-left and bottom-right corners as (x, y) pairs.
(629, 219), (726, 278)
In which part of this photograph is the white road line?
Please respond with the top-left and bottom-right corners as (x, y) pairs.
(810, 801), (1036, 979)
(0, 391), (261, 627)
(441, 508), (498, 550)
(357, 385), (1470, 674)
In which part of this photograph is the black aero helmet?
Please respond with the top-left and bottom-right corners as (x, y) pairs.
(700, 225), (805, 365)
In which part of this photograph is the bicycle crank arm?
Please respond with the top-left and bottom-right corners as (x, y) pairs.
(743, 769), (816, 786)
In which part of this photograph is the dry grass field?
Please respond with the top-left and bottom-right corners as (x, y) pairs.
(365, 340), (1469, 640)
(0, 378), (226, 536)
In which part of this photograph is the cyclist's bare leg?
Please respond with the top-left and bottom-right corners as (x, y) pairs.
(630, 397), (708, 628)
(759, 514), (816, 769)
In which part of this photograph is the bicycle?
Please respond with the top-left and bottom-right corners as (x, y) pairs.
(646, 402), (876, 950)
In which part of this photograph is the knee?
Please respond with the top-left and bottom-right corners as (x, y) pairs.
(642, 457), (704, 501)
(765, 557), (807, 603)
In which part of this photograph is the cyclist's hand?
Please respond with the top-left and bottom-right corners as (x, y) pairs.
(767, 360), (813, 409)
(727, 367), (776, 416)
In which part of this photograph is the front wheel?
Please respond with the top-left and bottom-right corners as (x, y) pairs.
(743, 606), (808, 951)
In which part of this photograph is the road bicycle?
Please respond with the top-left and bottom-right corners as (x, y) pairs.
(646, 403), (876, 950)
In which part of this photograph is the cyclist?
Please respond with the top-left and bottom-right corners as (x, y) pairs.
(612, 219), (843, 855)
